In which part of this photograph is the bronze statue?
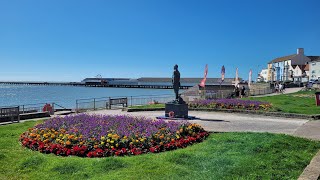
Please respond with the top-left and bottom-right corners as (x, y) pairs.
(172, 64), (180, 101)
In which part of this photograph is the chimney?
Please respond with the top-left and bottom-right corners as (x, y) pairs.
(297, 48), (304, 55)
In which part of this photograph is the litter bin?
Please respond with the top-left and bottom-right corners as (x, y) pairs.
(315, 92), (320, 106)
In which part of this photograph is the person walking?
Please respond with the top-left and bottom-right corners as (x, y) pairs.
(240, 86), (246, 98)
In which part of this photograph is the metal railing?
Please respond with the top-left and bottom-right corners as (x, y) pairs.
(0, 102), (67, 114)
(76, 94), (175, 112)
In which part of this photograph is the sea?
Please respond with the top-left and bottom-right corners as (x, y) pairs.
(0, 84), (174, 108)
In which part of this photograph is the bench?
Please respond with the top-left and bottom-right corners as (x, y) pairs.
(0, 106), (20, 123)
(108, 98), (128, 109)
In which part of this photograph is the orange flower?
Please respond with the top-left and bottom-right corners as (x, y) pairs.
(66, 140), (71, 145)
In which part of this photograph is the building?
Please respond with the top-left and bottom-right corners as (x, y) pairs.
(267, 48), (311, 82)
(308, 56), (320, 80)
(81, 78), (137, 85)
(137, 77), (238, 86)
(257, 69), (268, 82)
(81, 77), (239, 86)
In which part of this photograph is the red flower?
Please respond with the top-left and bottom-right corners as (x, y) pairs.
(149, 147), (156, 153)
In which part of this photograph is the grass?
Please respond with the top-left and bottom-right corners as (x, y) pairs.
(129, 103), (165, 109)
(1, 121), (320, 179)
(128, 90), (320, 115)
(247, 90), (320, 115)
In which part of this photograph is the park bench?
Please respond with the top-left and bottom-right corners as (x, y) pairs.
(0, 106), (20, 123)
(108, 97), (128, 109)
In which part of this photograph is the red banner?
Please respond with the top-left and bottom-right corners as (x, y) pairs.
(199, 64), (208, 87)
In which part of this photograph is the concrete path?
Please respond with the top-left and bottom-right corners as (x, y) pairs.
(252, 87), (302, 97)
(87, 109), (310, 136)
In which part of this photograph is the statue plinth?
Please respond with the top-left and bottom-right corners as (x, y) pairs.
(165, 102), (188, 119)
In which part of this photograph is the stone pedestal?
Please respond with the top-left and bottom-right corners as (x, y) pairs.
(165, 103), (188, 119)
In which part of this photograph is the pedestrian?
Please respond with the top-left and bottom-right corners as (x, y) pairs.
(275, 83), (279, 93)
(279, 84), (283, 94)
(240, 86), (246, 98)
(235, 86), (240, 97)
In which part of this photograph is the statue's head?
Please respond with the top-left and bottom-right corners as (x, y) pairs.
(174, 64), (178, 70)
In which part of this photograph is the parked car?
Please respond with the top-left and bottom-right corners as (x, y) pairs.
(309, 79), (319, 84)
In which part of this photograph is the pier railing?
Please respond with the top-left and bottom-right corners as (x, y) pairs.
(76, 94), (175, 112)
(0, 102), (69, 115)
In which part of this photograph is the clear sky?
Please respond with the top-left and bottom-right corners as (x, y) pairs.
(0, 0), (319, 82)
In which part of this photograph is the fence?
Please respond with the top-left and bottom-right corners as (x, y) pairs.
(0, 102), (68, 114)
(76, 94), (175, 112)
(248, 88), (274, 96)
(182, 90), (235, 101)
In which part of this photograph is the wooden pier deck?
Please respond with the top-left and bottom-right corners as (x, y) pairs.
(0, 81), (191, 89)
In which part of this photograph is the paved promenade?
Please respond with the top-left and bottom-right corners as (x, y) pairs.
(253, 87), (302, 97)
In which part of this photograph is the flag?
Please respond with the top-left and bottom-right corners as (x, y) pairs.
(235, 67), (239, 87)
(221, 65), (225, 82)
(199, 64), (208, 87)
(248, 69), (252, 88)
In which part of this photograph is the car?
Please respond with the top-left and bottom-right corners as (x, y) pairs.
(309, 79), (319, 84)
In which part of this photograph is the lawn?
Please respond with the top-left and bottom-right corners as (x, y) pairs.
(1, 120), (320, 179)
(130, 90), (320, 115)
(247, 90), (320, 115)
(129, 103), (164, 109)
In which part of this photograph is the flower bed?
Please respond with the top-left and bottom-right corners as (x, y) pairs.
(19, 114), (209, 158)
(188, 99), (272, 110)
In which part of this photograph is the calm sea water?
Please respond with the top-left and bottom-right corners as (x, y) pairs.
(0, 85), (173, 108)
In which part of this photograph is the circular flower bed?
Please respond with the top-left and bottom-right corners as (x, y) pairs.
(189, 99), (272, 110)
(19, 114), (209, 158)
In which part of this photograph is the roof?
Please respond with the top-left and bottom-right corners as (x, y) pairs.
(82, 78), (131, 81)
(307, 56), (320, 62)
(268, 54), (296, 64)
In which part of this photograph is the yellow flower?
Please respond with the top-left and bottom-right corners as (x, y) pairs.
(110, 140), (114, 144)
(101, 141), (105, 145)
(108, 134), (112, 138)
(101, 136), (105, 140)
(107, 139), (110, 143)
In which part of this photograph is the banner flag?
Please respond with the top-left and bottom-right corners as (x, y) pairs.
(248, 69), (252, 88)
(199, 64), (208, 87)
(235, 67), (239, 87)
(221, 65), (225, 83)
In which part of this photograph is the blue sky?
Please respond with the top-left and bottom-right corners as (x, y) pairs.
(0, 0), (319, 81)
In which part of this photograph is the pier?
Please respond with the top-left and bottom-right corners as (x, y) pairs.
(0, 81), (191, 89)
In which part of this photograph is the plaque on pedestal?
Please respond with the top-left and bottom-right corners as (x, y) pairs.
(165, 103), (188, 119)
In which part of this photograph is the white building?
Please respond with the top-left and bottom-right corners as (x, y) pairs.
(257, 69), (268, 82)
(309, 56), (320, 80)
(266, 48), (318, 82)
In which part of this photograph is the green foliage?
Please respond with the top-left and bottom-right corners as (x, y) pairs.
(0, 121), (319, 179)
(129, 103), (165, 109)
(247, 90), (320, 115)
